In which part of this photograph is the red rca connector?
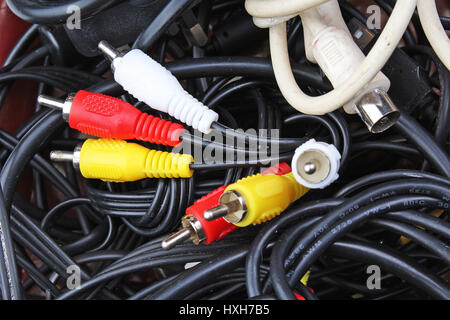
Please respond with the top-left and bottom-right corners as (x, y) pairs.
(161, 163), (292, 250)
(38, 90), (185, 147)
(162, 185), (238, 250)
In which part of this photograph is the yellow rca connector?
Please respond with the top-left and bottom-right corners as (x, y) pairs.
(50, 139), (193, 182)
(204, 172), (309, 227)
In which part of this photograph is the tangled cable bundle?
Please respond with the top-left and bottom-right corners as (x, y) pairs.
(0, 0), (448, 301)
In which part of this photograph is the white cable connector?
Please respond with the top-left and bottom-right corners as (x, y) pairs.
(301, 7), (400, 133)
(307, 24), (390, 107)
(98, 42), (219, 134)
(291, 139), (341, 189)
(246, 0), (416, 132)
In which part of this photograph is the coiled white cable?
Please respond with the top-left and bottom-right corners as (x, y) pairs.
(245, 0), (418, 115)
(417, 0), (450, 71)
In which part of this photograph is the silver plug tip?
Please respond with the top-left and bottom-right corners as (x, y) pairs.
(303, 162), (317, 175)
(161, 228), (191, 250)
(203, 204), (229, 221)
(204, 191), (247, 224)
(98, 41), (121, 62)
(50, 151), (74, 162)
(50, 144), (82, 170)
(38, 94), (73, 121)
(38, 95), (65, 110)
(98, 41), (125, 72)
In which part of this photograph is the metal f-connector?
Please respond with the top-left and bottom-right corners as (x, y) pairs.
(355, 89), (400, 134)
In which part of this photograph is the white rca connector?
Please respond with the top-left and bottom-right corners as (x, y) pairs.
(291, 139), (341, 189)
(98, 41), (219, 134)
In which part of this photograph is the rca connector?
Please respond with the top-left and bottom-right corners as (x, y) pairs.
(50, 139), (194, 182)
(38, 91), (184, 147)
(97, 41), (219, 134)
(162, 163), (294, 250)
(162, 186), (237, 250)
(204, 171), (308, 227)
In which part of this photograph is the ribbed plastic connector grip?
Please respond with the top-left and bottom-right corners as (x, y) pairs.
(79, 139), (193, 182)
(70, 90), (184, 146)
(144, 149), (194, 178)
(134, 113), (184, 146)
(114, 49), (219, 134)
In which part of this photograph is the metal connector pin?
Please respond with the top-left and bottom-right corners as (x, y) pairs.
(303, 161), (317, 175)
(50, 151), (75, 162)
(291, 139), (341, 189)
(38, 94), (74, 121)
(161, 228), (191, 250)
(203, 204), (229, 221)
(98, 40), (124, 72)
(98, 40), (120, 61)
(204, 190), (247, 224)
(50, 144), (82, 170)
(38, 95), (65, 110)
(162, 215), (206, 250)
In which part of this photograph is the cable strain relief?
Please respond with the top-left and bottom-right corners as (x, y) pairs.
(134, 113), (185, 146)
(144, 150), (194, 178)
(167, 91), (218, 134)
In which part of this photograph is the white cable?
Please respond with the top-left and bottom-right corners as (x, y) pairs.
(417, 0), (450, 71)
(298, 5), (391, 115)
(246, 0), (417, 115)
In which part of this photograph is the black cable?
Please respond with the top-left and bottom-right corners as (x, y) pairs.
(327, 240), (450, 299)
(282, 195), (449, 297)
(0, 0), (448, 301)
(395, 114), (450, 178)
(246, 199), (343, 298)
(2, 24), (39, 67)
(132, 0), (197, 52)
(165, 57), (329, 91)
(0, 186), (22, 299)
(335, 169), (450, 198)
(6, 0), (122, 24)
(149, 246), (249, 300)
(403, 45), (450, 148)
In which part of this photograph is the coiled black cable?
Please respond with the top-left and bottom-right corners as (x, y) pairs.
(0, 0), (448, 301)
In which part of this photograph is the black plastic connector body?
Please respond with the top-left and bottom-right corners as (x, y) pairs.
(348, 18), (432, 114)
(208, 11), (268, 55)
